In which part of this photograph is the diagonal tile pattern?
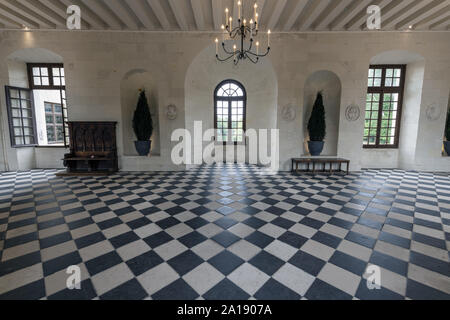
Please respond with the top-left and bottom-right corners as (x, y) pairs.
(0, 165), (449, 300)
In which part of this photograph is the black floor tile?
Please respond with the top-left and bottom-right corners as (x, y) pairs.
(203, 279), (250, 300)
(254, 278), (301, 300)
(100, 279), (148, 300)
(208, 251), (244, 276)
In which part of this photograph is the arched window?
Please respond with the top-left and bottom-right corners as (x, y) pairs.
(214, 80), (246, 143)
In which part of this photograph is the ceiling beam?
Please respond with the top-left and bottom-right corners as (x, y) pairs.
(0, 12), (22, 28)
(191, 0), (205, 30)
(58, 0), (105, 29)
(17, 0), (66, 28)
(315, 0), (353, 30)
(102, 0), (139, 30)
(283, 0), (308, 31)
(300, 0), (332, 31)
(124, 0), (154, 29)
(256, 0), (266, 18)
(79, 0), (122, 29)
(0, 3), (39, 28)
(347, 0), (391, 31)
(395, 0), (450, 30)
(146, 0), (170, 30)
(423, 12), (450, 30)
(2, 0), (55, 28)
(382, 0), (430, 30)
(168, 0), (188, 30)
(362, 0), (414, 30)
(267, 0), (287, 30)
(330, 0), (372, 30)
(414, 5), (450, 29)
(212, 0), (223, 30)
(232, 0), (239, 28)
(38, 0), (68, 20)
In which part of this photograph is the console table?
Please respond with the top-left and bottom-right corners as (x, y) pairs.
(292, 158), (350, 175)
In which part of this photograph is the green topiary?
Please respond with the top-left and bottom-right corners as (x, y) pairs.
(445, 110), (450, 141)
(133, 90), (153, 141)
(307, 92), (326, 142)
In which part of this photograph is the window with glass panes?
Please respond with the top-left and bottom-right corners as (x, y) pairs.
(214, 80), (246, 143)
(27, 63), (65, 89)
(26, 63), (69, 146)
(45, 102), (64, 144)
(364, 65), (406, 148)
(5, 87), (37, 147)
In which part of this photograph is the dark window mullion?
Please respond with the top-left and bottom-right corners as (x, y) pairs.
(60, 89), (68, 147)
(18, 90), (27, 145)
(228, 100), (232, 143)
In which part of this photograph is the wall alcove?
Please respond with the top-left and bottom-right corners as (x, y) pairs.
(303, 70), (342, 156)
(120, 69), (160, 156)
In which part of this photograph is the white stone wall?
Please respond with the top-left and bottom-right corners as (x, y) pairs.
(0, 30), (448, 172)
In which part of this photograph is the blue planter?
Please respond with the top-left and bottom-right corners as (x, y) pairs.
(135, 141), (151, 156)
(308, 141), (324, 156)
(444, 141), (450, 156)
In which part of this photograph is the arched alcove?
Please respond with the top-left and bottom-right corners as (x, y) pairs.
(443, 93), (450, 156)
(185, 44), (278, 165)
(4, 48), (66, 170)
(120, 69), (160, 156)
(362, 50), (426, 169)
(7, 48), (63, 88)
(303, 70), (342, 156)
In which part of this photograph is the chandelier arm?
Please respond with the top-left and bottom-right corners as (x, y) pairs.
(221, 42), (236, 55)
(245, 53), (259, 64)
(227, 26), (241, 38)
(216, 54), (236, 62)
(246, 47), (271, 58)
(246, 39), (254, 52)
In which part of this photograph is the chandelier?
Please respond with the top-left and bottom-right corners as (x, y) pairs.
(215, 1), (271, 65)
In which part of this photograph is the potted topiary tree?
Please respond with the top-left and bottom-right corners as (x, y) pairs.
(307, 92), (326, 156)
(444, 110), (450, 156)
(133, 90), (153, 156)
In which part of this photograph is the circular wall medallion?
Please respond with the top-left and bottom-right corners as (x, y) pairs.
(425, 103), (441, 121)
(345, 104), (361, 122)
(281, 104), (297, 122)
(166, 104), (177, 120)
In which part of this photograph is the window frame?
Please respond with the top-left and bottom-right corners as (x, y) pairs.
(5, 86), (38, 148)
(364, 64), (406, 149)
(214, 79), (247, 145)
(44, 101), (65, 145)
(27, 63), (69, 147)
(27, 63), (65, 90)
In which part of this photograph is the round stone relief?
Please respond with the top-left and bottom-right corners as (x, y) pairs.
(166, 104), (177, 120)
(281, 104), (297, 122)
(345, 104), (361, 122)
(425, 103), (442, 121)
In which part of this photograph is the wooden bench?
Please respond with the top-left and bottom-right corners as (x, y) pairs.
(58, 122), (118, 176)
(292, 158), (350, 175)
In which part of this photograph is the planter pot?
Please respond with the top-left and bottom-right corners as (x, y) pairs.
(135, 141), (151, 156)
(308, 141), (324, 156)
(444, 141), (450, 156)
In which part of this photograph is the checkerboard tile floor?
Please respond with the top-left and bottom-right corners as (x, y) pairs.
(0, 165), (449, 300)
